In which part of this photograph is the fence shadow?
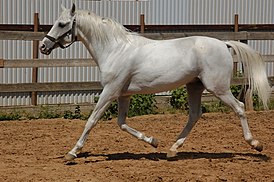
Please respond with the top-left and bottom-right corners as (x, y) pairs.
(76, 151), (271, 163)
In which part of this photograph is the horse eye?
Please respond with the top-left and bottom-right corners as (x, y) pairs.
(58, 22), (66, 28)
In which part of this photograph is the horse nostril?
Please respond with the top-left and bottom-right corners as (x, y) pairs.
(40, 44), (47, 53)
(40, 43), (46, 49)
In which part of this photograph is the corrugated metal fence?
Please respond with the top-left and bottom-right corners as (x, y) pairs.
(0, 0), (273, 106)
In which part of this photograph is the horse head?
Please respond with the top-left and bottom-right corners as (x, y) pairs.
(40, 3), (77, 55)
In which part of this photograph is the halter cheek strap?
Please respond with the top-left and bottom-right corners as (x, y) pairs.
(45, 18), (77, 49)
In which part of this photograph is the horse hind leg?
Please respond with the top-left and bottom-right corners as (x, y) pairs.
(167, 80), (205, 158)
(214, 91), (263, 152)
(117, 96), (158, 148)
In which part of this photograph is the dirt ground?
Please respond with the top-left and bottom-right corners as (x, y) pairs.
(0, 111), (273, 182)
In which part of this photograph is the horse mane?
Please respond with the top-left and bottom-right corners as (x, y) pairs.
(76, 10), (133, 44)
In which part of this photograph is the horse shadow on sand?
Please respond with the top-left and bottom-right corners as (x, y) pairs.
(67, 151), (271, 165)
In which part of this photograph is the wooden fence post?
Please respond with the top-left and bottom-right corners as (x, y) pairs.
(233, 14), (239, 76)
(140, 14), (145, 33)
(32, 13), (39, 105)
(234, 14), (253, 111)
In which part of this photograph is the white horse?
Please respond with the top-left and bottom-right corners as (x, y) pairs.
(40, 4), (271, 161)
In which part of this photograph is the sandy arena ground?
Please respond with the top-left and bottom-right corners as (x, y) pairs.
(0, 111), (273, 181)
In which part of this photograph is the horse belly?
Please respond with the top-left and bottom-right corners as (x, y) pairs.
(126, 81), (190, 95)
(126, 68), (198, 95)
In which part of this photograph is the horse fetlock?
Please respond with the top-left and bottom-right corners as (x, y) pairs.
(64, 152), (77, 162)
(251, 139), (263, 152)
(150, 137), (159, 148)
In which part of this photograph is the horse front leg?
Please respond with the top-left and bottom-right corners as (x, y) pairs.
(117, 96), (158, 148)
(64, 88), (116, 161)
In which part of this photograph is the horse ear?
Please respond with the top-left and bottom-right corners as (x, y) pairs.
(71, 3), (76, 15)
(61, 4), (66, 11)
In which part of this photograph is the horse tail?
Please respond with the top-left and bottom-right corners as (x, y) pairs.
(225, 41), (271, 109)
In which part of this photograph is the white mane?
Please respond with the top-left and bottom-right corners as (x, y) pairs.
(76, 10), (133, 44)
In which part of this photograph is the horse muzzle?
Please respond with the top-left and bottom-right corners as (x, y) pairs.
(40, 41), (57, 55)
(40, 43), (50, 55)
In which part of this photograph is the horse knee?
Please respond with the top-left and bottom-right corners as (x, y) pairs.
(85, 117), (98, 130)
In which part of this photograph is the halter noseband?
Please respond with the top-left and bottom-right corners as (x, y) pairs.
(45, 18), (77, 49)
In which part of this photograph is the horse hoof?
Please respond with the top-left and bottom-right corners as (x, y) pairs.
(254, 144), (263, 152)
(64, 153), (76, 162)
(251, 140), (263, 152)
(166, 150), (177, 159)
(151, 138), (158, 148)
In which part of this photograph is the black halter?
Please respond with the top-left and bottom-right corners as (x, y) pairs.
(45, 18), (77, 49)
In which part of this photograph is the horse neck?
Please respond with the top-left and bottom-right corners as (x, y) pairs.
(76, 15), (130, 68)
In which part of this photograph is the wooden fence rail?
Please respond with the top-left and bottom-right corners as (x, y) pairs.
(0, 58), (97, 68)
(0, 82), (102, 93)
(1, 56), (274, 68)
(1, 23), (274, 33)
(0, 77), (273, 93)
